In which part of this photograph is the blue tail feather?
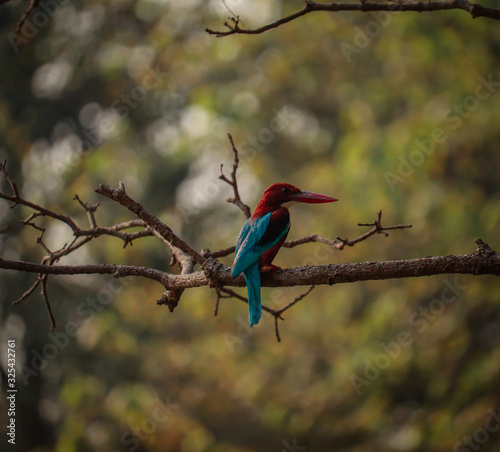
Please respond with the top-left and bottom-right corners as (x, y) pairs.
(243, 264), (262, 327)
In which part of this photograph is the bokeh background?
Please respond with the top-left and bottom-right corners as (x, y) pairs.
(1, 0), (500, 451)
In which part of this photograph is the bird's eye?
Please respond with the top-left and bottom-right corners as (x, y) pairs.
(282, 187), (290, 194)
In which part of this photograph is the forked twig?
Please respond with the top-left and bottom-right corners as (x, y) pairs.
(285, 210), (412, 250)
(215, 285), (316, 342)
(219, 134), (252, 219)
(274, 286), (315, 342)
(203, 211), (412, 259)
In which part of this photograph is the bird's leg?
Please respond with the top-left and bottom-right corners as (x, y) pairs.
(260, 264), (281, 274)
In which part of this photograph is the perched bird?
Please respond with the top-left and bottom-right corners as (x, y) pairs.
(232, 183), (338, 326)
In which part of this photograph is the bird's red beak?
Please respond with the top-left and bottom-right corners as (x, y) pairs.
(291, 190), (338, 204)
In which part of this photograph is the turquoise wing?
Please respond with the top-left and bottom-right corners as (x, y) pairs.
(232, 212), (288, 277)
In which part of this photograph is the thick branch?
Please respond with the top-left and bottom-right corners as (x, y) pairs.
(2, 239), (499, 289)
(206, 0), (500, 37)
(0, 258), (171, 285)
(95, 182), (206, 266)
(157, 246), (195, 311)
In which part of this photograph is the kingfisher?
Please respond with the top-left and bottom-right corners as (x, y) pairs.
(231, 183), (338, 326)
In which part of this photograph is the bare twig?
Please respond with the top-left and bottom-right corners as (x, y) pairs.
(206, 4), (311, 36)
(219, 134), (251, 219)
(345, 210), (411, 244)
(218, 287), (278, 316)
(206, 0), (500, 37)
(216, 284), (315, 341)
(12, 278), (41, 305)
(273, 286), (315, 342)
(221, 0), (239, 20)
(16, 0), (41, 32)
(0, 159), (20, 199)
(0, 0), (45, 35)
(276, 286), (315, 316)
(203, 211), (411, 258)
(1, 162), (79, 231)
(202, 245), (236, 259)
(74, 194), (99, 229)
(40, 276), (56, 331)
(214, 288), (224, 316)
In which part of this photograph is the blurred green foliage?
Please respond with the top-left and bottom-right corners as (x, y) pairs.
(1, 0), (500, 451)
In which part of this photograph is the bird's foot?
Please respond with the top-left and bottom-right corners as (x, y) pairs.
(260, 264), (281, 274)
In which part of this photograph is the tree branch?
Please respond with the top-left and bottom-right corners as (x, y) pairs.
(2, 239), (499, 289)
(0, 258), (171, 284)
(206, 0), (500, 37)
(0, 161), (188, 327)
(203, 210), (411, 258)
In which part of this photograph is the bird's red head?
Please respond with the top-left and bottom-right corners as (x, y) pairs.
(253, 183), (338, 217)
